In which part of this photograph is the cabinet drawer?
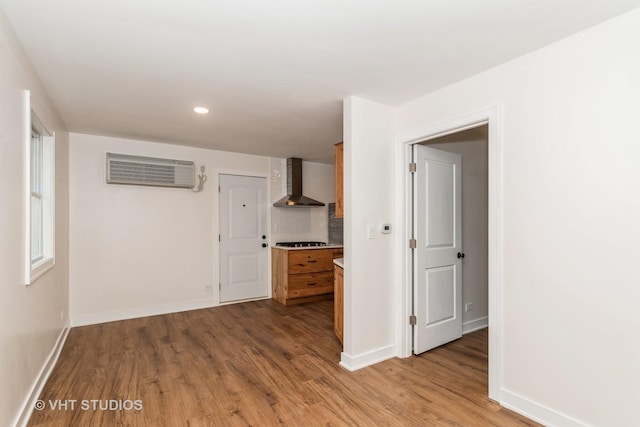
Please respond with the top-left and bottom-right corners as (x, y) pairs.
(332, 249), (343, 259)
(288, 272), (333, 298)
(288, 250), (333, 274)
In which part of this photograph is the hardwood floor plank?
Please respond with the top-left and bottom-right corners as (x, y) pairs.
(29, 300), (538, 426)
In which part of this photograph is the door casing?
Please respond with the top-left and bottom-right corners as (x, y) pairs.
(394, 105), (503, 402)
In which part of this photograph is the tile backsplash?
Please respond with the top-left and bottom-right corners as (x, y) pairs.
(271, 206), (328, 242)
(328, 203), (343, 245)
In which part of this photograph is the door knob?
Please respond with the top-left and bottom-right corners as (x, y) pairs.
(457, 252), (465, 259)
(261, 243), (268, 248)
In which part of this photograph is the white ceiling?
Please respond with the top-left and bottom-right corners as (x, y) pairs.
(2, 0), (639, 163)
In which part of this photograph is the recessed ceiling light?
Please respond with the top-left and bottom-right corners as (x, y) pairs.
(193, 106), (209, 114)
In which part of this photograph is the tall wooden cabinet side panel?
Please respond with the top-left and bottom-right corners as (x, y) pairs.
(334, 265), (344, 345)
(335, 142), (344, 218)
(271, 248), (289, 304)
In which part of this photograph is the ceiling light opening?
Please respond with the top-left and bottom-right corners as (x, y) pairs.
(193, 107), (209, 114)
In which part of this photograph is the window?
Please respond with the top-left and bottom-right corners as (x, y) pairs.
(24, 91), (55, 284)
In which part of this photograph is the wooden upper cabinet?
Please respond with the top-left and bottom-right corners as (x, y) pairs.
(335, 142), (344, 218)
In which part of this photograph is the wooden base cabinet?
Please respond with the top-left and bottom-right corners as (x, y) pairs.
(272, 247), (343, 305)
(334, 264), (344, 345)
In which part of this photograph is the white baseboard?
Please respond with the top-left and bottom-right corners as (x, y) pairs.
(13, 323), (70, 427)
(339, 317), (488, 371)
(71, 298), (216, 327)
(218, 296), (271, 306)
(463, 316), (488, 334)
(501, 388), (588, 427)
(339, 344), (395, 371)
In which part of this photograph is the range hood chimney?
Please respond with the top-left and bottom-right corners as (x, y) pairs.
(273, 158), (325, 207)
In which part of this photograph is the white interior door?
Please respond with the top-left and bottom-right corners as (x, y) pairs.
(219, 174), (268, 303)
(413, 145), (463, 354)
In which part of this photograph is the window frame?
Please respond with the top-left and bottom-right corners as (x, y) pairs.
(24, 90), (55, 285)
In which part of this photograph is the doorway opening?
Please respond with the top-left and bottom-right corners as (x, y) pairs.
(397, 106), (503, 401)
(412, 126), (488, 354)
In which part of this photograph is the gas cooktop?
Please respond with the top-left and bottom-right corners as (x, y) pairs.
(275, 241), (328, 248)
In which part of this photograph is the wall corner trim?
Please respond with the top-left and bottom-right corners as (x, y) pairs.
(339, 344), (395, 371)
(12, 323), (70, 427)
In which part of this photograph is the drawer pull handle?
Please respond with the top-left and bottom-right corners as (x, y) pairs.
(307, 260), (317, 263)
(307, 282), (318, 286)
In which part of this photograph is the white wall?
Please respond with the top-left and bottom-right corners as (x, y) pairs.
(341, 96), (396, 369)
(392, 9), (640, 427)
(69, 133), (273, 325)
(270, 157), (335, 243)
(0, 11), (69, 427)
(429, 128), (489, 329)
(69, 134), (336, 326)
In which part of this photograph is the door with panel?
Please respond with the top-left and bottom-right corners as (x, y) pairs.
(219, 174), (269, 303)
(413, 145), (463, 354)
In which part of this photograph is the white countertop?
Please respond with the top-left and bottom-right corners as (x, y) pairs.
(333, 258), (344, 268)
(272, 245), (344, 250)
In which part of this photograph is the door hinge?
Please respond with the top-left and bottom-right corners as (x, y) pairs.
(409, 238), (417, 249)
(219, 283), (221, 291)
(409, 315), (417, 326)
(409, 162), (416, 173)
(218, 185), (221, 193)
(219, 234), (221, 242)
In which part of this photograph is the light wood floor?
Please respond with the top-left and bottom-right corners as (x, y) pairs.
(29, 300), (538, 426)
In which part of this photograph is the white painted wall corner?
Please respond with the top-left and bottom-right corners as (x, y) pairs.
(339, 344), (395, 372)
(12, 323), (70, 427)
(462, 317), (488, 335)
(70, 298), (216, 327)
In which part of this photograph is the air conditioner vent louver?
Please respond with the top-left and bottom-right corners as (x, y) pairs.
(106, 153), (195, 188)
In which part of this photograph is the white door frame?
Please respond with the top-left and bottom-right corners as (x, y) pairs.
(214, 169), (271, 306)
(394, 105), (503, 402)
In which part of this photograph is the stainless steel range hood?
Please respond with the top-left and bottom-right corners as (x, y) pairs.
(273, 158), (325, 207)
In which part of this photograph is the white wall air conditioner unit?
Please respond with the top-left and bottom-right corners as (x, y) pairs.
(106, 153), (195, 188)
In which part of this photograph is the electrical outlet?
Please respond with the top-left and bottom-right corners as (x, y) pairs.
(465, 303), (473, 312)
(204, 285), (214, 291)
